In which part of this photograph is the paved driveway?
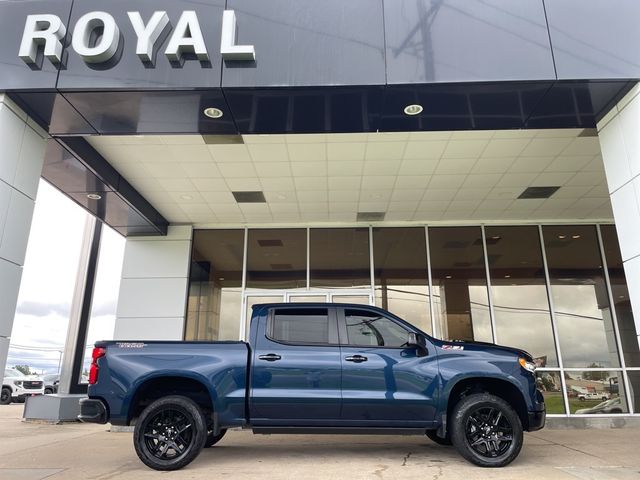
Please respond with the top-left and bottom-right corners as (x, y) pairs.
(1, 404), (639, 480)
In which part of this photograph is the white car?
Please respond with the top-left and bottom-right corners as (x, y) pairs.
(1, 368), (44, 404)
(578, 391), (610, 402)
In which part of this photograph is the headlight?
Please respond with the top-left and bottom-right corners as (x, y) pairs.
(14, 381), (23, 387)
(518, 357), (536, 373)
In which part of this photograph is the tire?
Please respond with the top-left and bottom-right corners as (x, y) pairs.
(0, 387), (11, 405)
(45, 388), (53, 395)
(450, 393), (523, 468)
(133, 395), (207, 471)
(204, 428), (227, 448)
(579, 396), (585, 402)
(426, 429), (452, 446)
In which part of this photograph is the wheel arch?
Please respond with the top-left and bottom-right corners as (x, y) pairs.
(127, 375), (215, 425)
(443, 376), (530, 432)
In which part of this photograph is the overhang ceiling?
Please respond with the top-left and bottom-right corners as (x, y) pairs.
(87, 128), (611, 226)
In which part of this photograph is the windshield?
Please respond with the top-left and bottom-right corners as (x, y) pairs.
(4, 369), (25, 378)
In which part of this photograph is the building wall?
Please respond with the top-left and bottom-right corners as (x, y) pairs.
(598, 83), (640, 348)
(113, 225), (192, 340)
(0, 94), (46, 374)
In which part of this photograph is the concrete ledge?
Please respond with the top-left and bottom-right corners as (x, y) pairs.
(546, 416), (640, 429)
(23, 394), (84, 423)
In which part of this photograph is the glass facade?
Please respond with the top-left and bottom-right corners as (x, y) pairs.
(185, 224), (640, 416)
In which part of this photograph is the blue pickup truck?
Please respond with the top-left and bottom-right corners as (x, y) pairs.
(79, 303), (545, 470)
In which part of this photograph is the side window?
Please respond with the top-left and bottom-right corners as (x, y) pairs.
(271, 308), (330, 344)
(345, 309), (408, 347)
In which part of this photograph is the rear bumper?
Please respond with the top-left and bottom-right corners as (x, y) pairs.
(78, 398), (108, 424)
(528, 409), (546, 431)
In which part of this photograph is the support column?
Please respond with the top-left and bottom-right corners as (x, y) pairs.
(598, 82), (640, 346)
(0, 94), (46, 375)
(114, 225), (192, 340)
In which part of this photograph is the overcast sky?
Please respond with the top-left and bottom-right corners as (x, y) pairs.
(7, 180), (125, 374)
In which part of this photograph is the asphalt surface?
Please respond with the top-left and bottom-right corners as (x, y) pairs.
(1, 404), (640, 479)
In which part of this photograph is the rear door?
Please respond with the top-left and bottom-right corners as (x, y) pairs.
(250, 306), (342, 424)
(338, 307), (439, 427)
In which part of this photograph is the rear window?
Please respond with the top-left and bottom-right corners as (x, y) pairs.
(271, 308), (330, 344)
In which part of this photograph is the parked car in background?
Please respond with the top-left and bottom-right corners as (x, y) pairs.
(578, 392), (610, 402)
(575, 397), (623, 414)
(42, 374), (60, 394)
(1, 368), (44, 404)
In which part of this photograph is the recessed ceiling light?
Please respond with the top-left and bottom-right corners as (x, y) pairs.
(180, 194), (193, 200)
(87, 193), (102, 200)
(491, 236), (501, 240)
(558, 235), (566, 239)
(203, 107), (224, 119)
(504, 274), (511, 278)
(445, 275), (452, 279)
(404, 104), (423, 116)
(572, 234), (581, 239)
(219, 277), (225, 281)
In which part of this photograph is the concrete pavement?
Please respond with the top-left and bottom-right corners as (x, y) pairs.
(1, 404), (640, 479)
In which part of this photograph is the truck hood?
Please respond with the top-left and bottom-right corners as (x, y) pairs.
(439, 339), (533, 361)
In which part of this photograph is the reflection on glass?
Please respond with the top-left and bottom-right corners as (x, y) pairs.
(535, 371), (565, 414)
(485, 226), (557, 367)
(289, 295), (328, 303)
(429, 227), (492, 342)
(186, 230), (244, 341)
(331, 295), (371, 305)
(543, 226), (620, 368)
(373, 227), (432, 335)
(564, 371), (628, 414)
(80, 225), (125, 383)
(246, 229), (306, 289)
(601, 225), (640, 367)
(627, 371), (640, 414)
(310, 228), (370, 288)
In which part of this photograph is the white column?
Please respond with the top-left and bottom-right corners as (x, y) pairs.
(114, 225), (192, 340)
(598, 82), (640, 346)
(0, 94), (47, 374)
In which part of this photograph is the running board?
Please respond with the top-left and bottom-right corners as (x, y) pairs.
(252, 427), (427, 435)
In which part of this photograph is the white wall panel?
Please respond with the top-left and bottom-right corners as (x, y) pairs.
(114, 317), (184, 341)
(0, 260), (21, 337)
(599, 116), (632, 193)
(116, 277), (189, 319)
(121, 240), (190, 279)
(0, 189), (35, 266)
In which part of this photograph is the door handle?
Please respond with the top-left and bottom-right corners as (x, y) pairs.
(258, 353), (282, 362)
(345, 355), (368, 363)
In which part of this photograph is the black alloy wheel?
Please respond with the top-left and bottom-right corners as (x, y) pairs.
(133, 395), (207, 471)
(0, 387), (11, 405)
(450, 393), (523, 467)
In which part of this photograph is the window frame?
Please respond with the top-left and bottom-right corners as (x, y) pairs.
(337, 306), (412, 349)
(266, 306), (340, 346)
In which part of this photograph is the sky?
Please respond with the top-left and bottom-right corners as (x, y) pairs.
(7, 180), (125, 374)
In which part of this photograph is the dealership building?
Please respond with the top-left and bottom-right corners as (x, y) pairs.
(1, 0), (640, 420)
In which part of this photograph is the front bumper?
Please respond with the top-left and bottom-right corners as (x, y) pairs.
(78, 398), (108, 424)
(528, 409), (546, 431)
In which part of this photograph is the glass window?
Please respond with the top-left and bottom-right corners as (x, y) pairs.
(428, 227), (492, 342)
(543, 226), (621, 368)
(373, 228), (432, 334)
(344, 309), (408, 347)
(627, 371), (640, 414)
(271, 308), (330, 344)
(485, 226), (557, 366)
(186, 230), (244, 341)
(564, 371), (628, 414)
(535, 371), (565, 414)
(600, 225), (640, 367)
(310, 228), (370, 288)
(246, 229), (306, 289)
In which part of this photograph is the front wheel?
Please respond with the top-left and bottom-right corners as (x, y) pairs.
(0, 387), (11, 405)
(450, 393), (523, 467)
(133, 395), (207, 471)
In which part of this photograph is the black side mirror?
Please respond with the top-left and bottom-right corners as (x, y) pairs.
(407, 332), (427, 356)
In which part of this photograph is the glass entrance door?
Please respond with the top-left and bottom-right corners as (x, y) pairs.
(241, 290), (373, 340)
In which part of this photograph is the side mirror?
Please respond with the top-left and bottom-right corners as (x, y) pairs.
(407, 332), (427, 356)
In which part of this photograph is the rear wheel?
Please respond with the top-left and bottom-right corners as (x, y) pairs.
(133, 395), (207, 471)
(426, 429), (452, 446)
(450, 393), (523, 467)
(0, 387), (11, 405)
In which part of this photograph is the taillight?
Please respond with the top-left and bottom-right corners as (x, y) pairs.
(89, 347), (106, 385)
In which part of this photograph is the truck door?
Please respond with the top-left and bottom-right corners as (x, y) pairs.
(338, 307), (439, 427)
(250, 306), (342, 424)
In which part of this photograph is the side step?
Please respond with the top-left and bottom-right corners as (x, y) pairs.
(252, 427), (427, 435)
